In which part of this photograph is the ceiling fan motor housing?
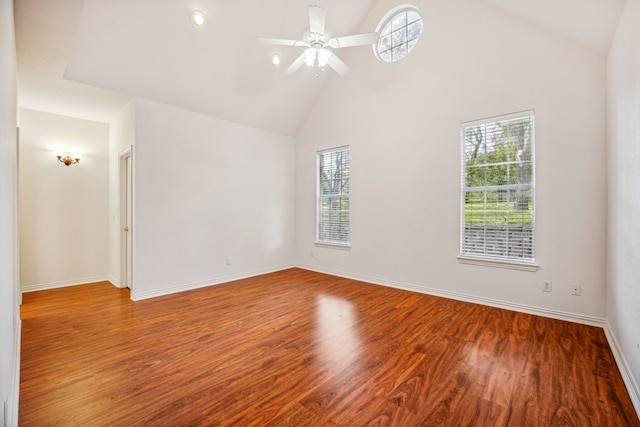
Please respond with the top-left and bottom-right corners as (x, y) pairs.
(303, 29), (331, 48)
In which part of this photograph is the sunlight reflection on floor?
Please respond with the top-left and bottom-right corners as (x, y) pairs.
(315, 294), (362, 371)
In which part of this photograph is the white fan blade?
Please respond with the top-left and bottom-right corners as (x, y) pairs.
(309, 6), (326, 35)
(327, 53), (349, 76)
(284, 52), (307, 76)
(328, 32), (379, 48)
(256, 37), (309, 47)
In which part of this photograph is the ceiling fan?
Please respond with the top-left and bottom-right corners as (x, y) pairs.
(256, 5), (379, 77)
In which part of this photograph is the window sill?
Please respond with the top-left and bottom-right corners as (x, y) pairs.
(457, 255), (538, 272)
(315, 241), (351, 250)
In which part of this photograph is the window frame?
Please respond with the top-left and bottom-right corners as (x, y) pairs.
(458, 111), (538, 270)
(316, 146), (351, 247)
(373, 5), (423, 63)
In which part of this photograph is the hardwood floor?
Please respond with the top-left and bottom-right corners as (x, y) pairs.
(20, 268), (639, 426)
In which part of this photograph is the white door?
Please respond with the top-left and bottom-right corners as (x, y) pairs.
(120, 148), (133, 289)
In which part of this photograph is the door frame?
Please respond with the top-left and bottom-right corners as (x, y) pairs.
(118, 146), (133, 290)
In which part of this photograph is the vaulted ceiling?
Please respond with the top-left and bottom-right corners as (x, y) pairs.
(14, 0), (626, 136)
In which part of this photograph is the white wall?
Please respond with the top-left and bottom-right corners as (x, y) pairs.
(0, 0), (20, 424)
(607, 0), (640, 412)
(108, 100), (135, 287)
(132, 98), (296, 299)
(18, 109), (110, 291)
(296, 0), (608, 322)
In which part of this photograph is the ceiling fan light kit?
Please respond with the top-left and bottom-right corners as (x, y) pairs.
(256, 5), (379, 77)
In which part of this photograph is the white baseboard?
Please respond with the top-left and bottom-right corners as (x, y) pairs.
(296, 264), (606, 327)
(130, 264), (295, 301)
(106, 276), (123, 289)
(21, 276), (110, 293)
(604, 322), (640, 418)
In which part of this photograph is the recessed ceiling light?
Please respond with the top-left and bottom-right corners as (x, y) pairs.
(270, 54), (281, 66)
(191, 10), (206, 27)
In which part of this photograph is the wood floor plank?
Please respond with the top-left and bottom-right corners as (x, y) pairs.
(19, 268), (639, 426)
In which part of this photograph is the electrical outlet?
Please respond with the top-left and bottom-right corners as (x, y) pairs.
(226, 257), (232, 266)
(571, 284), (582, 296)
(542, 280), (552, 292)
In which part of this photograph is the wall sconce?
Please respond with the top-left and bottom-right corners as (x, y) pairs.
(54, 150), (82, 166)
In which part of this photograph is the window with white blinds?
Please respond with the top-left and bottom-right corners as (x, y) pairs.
(460, 112), (535, 262)
(317, 146), (350, 246)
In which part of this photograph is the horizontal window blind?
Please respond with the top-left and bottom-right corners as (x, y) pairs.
(461, 113), (535, 262)
(317, 147), (350, 245)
